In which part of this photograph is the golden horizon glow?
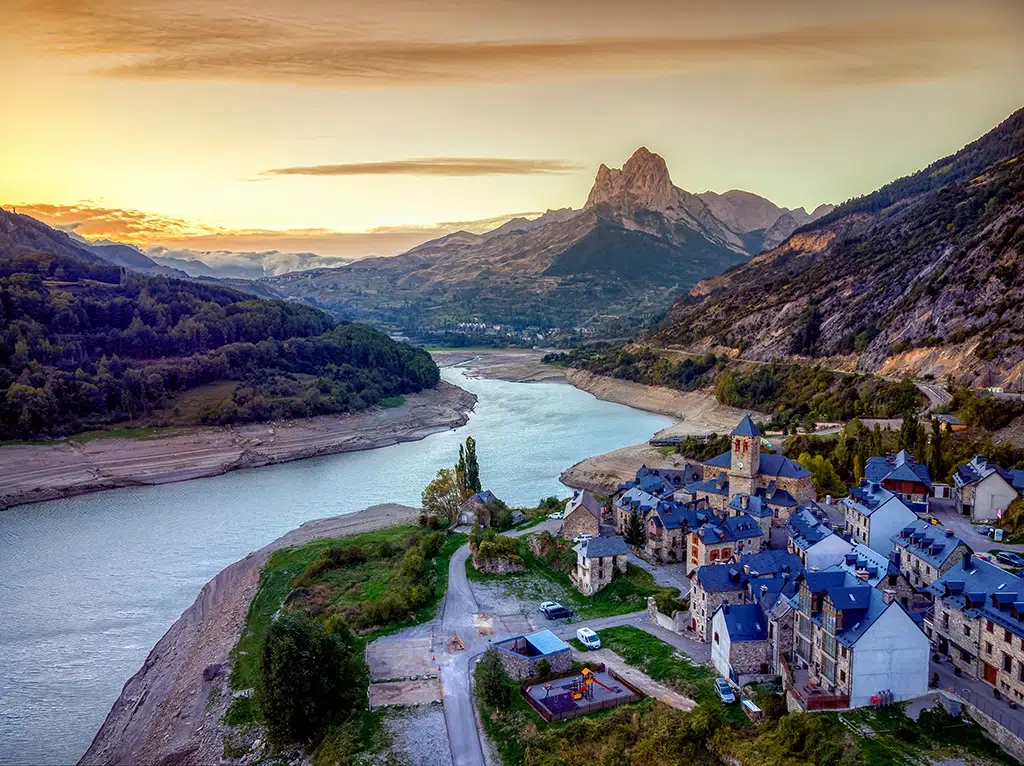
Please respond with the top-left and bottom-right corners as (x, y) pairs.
(2, 0), (1023, 257)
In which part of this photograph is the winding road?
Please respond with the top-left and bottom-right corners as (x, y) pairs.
(433, 521), (708, 766)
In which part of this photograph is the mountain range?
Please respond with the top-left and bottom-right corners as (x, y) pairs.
(267, 148), (831, 334)
(656, 106), (1024, 388)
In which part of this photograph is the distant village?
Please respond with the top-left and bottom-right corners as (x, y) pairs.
(464, 415), (1024, 715)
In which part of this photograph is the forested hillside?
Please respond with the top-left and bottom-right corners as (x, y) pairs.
(0, 231), (439, 439)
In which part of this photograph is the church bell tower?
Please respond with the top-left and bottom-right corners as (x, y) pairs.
(728, 415), (761, 498)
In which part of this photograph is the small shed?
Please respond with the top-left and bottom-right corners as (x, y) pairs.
(493, 629), (572, 680)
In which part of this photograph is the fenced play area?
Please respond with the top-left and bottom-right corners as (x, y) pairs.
(523, 663), (644, 722)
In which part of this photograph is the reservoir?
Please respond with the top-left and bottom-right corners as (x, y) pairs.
(0, 367), (672, 765)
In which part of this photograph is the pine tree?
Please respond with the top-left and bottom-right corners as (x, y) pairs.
(624, 511), (648, 548)
(929, 417), (946, 481)
(464, 436), (481, 493)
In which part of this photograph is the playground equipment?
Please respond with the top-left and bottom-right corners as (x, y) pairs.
(569, 668), (616, 701)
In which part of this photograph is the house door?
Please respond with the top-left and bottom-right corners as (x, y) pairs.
(983, 662), (998, 685)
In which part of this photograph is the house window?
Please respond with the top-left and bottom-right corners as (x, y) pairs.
(841, 646), (848, 659)
(888, 575), (898, 586)
(769, 623), (775, 639)
(964, 624), (971, 637)
(961, 648), (972, 662)
(986, 642), (993, 656)
(839, 669), (846, 683)
(987, 620), (995, 633)
(942, 612), (950, 630)
(822, 657), (835, 682)
(1007, 630), (1014, 644)
(714, 632), (719, 644)
(721, 548), (732, 559)
(1004, 653), (1013, 673)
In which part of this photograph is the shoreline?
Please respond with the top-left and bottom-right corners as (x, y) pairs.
(78, 503), (423, 766)
(0, 381), (476, 511)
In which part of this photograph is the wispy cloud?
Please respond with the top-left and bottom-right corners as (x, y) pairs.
(261, 158), (582, 177)
(12, 202), (546, 257)
(9, 1), (1018, 88)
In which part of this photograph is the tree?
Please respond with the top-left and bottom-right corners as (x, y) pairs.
(474, 648), (511, 709)
(898, 414), (917, 452)
(624, 511), (648, 548)
(536, 658), (551, 678)
(422, 468), (467, 526)
(929, 417), (946, 480)
(798, 453), (847, 499)
(853, 454), (865, 482)
(463, 436), (481, 493)
(258, 614), (363, 745)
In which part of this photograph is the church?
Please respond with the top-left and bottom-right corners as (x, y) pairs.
(683, 416), (816, 525)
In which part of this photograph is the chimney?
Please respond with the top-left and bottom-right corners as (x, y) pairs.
(945, 529), (954, 538)
(744, 564), (751, 576)
(882, 590), (896, 605)
(741, 495), (749, 509)
(962, 550), (973, 571)
(761, 585), (768, 598)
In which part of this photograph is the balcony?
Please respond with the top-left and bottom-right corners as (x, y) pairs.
(780, 653), (850, 712)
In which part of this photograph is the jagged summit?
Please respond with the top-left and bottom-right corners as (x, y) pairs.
(585, 146), (676, 211)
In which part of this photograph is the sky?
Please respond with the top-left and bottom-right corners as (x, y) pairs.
(2, 0), (1023, 258)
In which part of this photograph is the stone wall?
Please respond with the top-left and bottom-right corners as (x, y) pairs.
(496, 647), (571, 681)
(473, 556), (526, 575)
(952, 694), (1024, 763)
(690, 584), (747, 642)
(561, 507), (599, 540)
(727, 638), (770, 676)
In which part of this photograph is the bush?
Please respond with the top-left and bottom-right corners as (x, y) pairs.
(304, 545), (367, 579)
(258, 614), (364, 745)
(475, 649), (511, 710)
(536, 658), (551, 679)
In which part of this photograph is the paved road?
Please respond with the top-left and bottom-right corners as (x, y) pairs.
(435, 523), (711, 766)
(927, 499), (1024, 554)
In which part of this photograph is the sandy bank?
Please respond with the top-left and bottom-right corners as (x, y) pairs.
(79, 503), (422, 766)
(0, 381), (476, 511)
(431, 349), (565, 383)
(560, 372), (764, 493)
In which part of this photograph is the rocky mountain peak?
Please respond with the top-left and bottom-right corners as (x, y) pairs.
(585, 147), (676, 211)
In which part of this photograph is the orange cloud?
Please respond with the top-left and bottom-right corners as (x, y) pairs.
(261, 158), (582, 177)
(9, 1), (1018, 88)
(11, 202), (543, 256)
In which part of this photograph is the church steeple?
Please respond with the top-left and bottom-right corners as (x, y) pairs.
(729, 416), (761, 496)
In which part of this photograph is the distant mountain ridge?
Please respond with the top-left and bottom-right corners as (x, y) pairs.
(269, 148), (829, 334)
(656, 106), (1024, 388)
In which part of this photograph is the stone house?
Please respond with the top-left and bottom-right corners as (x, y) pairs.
(615, 489), (712, 564)
(928, 554), (1024, 703)
(840, 482), (918, 556)
(561, 488), (602, 539)
(784, 570), (929, 710)
(727, 494), (775, 539)
(689, 513), (763, 568)
(952, 456), (1023, 522)
(689, 417), (816, 507)
(458, 490), (498, 527)
(786, 504), (854, 571)
(865, 450), (932, 514)
(493, 629), (572, 680)
(712, 603), (771, 682)
(891, 520), (971, 591)
(571, 535), (629, 595)
(688, 549), (802, 641)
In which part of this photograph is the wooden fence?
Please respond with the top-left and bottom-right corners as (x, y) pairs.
(522, 666), (645, 723)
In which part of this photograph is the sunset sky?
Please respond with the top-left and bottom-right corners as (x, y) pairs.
(2, 0), (1023, 257)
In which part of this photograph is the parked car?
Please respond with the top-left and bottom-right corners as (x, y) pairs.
(979, 526), (995, 537)
(576, 627), (601, 650)
(542, 602), (573, 620)
(997, 552), (1024, 567)
(548, 511), (565, 520)
(715, 678), (736, 704)
(573, 533), (594, 544)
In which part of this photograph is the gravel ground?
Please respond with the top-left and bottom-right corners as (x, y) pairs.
(378, 705), (453, 766)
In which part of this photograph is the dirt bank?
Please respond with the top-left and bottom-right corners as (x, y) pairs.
(560, 372), (764, 492)
(431, 349), (565, 383)
(0, 382), (475, 511)
(79, 503), (421, 766)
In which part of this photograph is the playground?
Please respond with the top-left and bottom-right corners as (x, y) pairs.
(524, 664), (643, 722)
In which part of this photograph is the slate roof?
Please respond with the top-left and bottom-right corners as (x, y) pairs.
(578, 535), (628, 559)
(866, 450), (932, 491)
(616, 487), (661, 514)
(697, 513), (763, 545)
(566, 488), (602, 519)
(695, 564), (749, 592)
(892, 520), (969, 570)
(953, 456), (1022, 491)
(703, 450), (812, 479)
(727, 494), (773, 518)
(693, 550), (802, 594)
(636, 464), (700, 489)
(929, 553), (1024, 640)
(719, 602), (768, 641)
(935, 414), (964, 426)
(836, 544), (892, 587)
(741, 549), (804, 577)
(843, 482), (911, 517)
(686, 473), (730, 497)
(466, 490), (498, 505)
(786, 505), (835, 550)
(801, 569), (895, 647)
(731, 415), (762, 438)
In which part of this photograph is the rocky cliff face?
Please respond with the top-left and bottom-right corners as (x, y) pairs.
(656, 107), (1024, 388)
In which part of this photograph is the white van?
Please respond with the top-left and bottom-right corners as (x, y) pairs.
(576, 627), (601, 650)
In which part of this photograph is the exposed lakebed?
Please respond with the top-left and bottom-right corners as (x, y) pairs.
(0, 366), (672, 765)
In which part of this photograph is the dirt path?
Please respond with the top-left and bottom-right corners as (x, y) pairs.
(78, 503), (421, 766)
(0, 382), (476, 511)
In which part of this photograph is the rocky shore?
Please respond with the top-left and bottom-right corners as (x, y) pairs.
(0, 382), (476, 511)
(79, 503), (421, 766)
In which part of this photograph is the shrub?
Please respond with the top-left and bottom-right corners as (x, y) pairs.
(304, 545), (367, 579)
(258, 614), (364, 745)
(536, 659), (551, 679)
(475, 649), (511, 710)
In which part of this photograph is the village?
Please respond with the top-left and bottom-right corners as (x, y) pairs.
(438, 415), (1024, 762)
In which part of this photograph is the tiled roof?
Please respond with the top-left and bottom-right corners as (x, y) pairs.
(578, 535), (628, 559)
(892, 520), (969, 570)
(731, 415), (762, 438)
(929, 554), (1024, 640)
(786, 504), (834, 550)
(866, 450), (932, 490)
(704, 450), (811, 479)
(695, 564), (749, 592)
(719, 602), (768, 642)
(698, 513), (763, 545)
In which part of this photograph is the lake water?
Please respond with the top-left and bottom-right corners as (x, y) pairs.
(0, 367), (672, 765)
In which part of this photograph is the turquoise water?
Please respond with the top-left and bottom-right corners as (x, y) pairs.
(0, 367), (672, 764)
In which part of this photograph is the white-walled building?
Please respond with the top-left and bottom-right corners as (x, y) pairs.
(786, 505), (854, 571)
(841, 482), (918, 556)
(952, 456), (1023, 522)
